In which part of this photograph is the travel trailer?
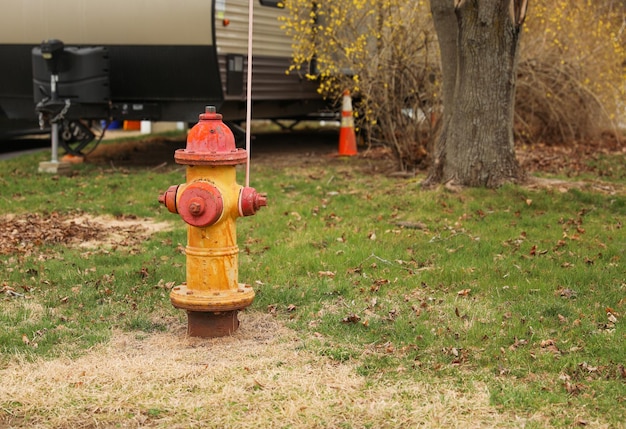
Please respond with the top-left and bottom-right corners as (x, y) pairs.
(0, 0), (325, 150)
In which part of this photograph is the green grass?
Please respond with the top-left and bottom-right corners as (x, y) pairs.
(1, 141), (625, 426)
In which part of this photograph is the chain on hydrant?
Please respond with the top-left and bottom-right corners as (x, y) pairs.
(159, 106), (267, 337)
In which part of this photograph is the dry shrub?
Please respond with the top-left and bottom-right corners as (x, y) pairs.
(281, 0), (438, 171)
(356, 22), (438, 171)
(515, 57), (604, 143)
(516, 0), (626, 143)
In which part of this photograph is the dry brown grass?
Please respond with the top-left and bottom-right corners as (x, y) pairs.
(0, 312), (551, 429)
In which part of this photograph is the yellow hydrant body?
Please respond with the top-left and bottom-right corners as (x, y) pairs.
(159, 106), (266, 337)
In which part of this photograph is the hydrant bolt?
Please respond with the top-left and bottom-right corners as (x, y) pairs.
(188, 199), (204, 216)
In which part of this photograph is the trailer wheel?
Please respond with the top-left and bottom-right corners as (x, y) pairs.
(59, 120), (98, 156)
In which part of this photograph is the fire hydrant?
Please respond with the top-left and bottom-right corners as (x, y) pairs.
(159, 106), (267, 337)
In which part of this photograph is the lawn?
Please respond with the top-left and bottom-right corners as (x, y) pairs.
(0, 132), (624, 428)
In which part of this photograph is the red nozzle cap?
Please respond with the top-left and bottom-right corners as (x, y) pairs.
(178, 182), (224, 227)
(239, 187), (267, 217)
(159, 185), (179, 214)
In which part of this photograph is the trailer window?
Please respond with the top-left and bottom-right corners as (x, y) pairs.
(260, 0), (283, 7)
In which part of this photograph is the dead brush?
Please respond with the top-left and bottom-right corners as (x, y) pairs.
(515, 0), (625, 145)
(514, 57), (608, 144)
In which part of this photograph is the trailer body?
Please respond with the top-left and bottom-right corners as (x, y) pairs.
(0, 0), (323, 136)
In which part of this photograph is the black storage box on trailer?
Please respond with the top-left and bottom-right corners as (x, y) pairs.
(32, 46), (110, 104)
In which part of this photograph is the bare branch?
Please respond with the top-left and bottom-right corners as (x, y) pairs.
(509, 0), (529, 26)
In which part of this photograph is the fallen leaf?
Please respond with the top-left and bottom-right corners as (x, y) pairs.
(290, 212), (302, 221)
(578, 362), (598, 373)
(541, 339), (561, 355)
(508, 337), (528, 351)
(395, 221), (427, 230)
(564, 381), (585, 395)
(387, 309), (399, 320)
(457, 288), (471, 297)
(342, 313), (361, 324)
(498, 366), (511, 376)
(556, 287), (577, 298)
(318, 271), (336, 278)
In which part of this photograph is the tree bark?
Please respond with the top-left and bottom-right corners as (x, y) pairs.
(425, 0), (526, 188)
(426, 0), (457, 185)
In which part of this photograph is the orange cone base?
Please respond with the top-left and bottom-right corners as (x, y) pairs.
(338, 128), (357, 156)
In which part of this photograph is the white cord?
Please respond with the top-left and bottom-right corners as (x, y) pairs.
(245, 0), (254, 187)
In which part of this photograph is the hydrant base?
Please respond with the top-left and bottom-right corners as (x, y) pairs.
(187, 310), (240, 337)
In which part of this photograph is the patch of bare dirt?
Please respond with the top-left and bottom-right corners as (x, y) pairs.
(85, 130), (340, 169)
(86, 137), (186, 168)
(0, 211), (171, 256)
(84, 129), (625, 187)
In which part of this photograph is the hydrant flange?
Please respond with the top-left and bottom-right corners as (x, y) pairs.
(170, 283), (255, 312)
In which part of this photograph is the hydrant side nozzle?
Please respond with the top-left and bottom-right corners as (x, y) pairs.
(239, 187), (268, 217)
(159, 185), (180, 214)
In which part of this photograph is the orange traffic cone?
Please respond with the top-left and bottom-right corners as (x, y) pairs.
(338, 90), (357, 156)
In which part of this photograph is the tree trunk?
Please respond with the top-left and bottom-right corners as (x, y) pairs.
(425, 0), (527, 188)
